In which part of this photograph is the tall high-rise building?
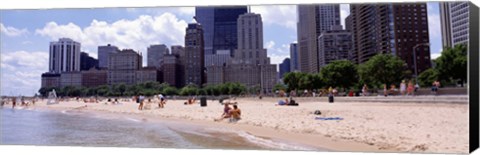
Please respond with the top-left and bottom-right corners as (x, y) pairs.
(289, 43), (299, 72)
(97, 44), (119, 69)
(440, 2), (453, 48)
(147, 44), (169, 69)
(279, 58), (291, 79)
(80, 52), (98, 71)
(48, 38), (81, 73)
(107, 49), (142, 85)
(297, 4), (341, 73)
(350, 3), (431, 74)
(163, 54), (183, 88)
(171, 45), (185, 87)
(195, 7), (215, 56)
(440, 2), (469, 48)
(225, 13), (277, 94)
(184, 23), (205, 87)
(195, 6), (248, 57)
(318, 25), (352, 68)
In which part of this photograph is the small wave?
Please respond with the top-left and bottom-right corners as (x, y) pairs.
(125, 117), (142, 122)
(205, 127), (315, 151)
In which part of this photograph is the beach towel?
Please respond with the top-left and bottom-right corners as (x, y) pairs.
(315, 117), (343, 120)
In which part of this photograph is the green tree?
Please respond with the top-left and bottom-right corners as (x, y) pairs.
(272, 83), (287, 92)
(358, 54), (405, 88)
(283, 72), (302, 91)
(417, 68), (439, 87)
(435, 44), (467, 87)
(320, 60), (358, 90)
(162, 87), (178, 96)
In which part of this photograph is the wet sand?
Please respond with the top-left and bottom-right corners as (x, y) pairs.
(23, 96), (469, 153)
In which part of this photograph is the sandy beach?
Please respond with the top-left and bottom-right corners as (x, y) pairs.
(19, 96), (469, 153)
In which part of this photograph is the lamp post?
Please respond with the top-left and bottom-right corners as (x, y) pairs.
(412, 43), (429, 85)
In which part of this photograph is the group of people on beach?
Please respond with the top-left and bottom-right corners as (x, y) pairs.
(1, 96), (36, 109)
(214, 103), (241, 123)
(134, 94), (167, 110)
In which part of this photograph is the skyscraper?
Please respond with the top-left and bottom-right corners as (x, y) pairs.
(171, 45), (185, 87)
(350, 3), (431, 74)
(184, 23), (205, 87)
(147, 44), (169, 69)
(49, 38), (81, 73)
(225, 13), (277, 94)
(440, 2), (470, 48)
(97, 44), (119, 69)
(279, 58), (291, 79)
(297, 4), (341, 73)
(107, 49), (142, 85)
(289, 43), (299, 72)
(318, 25), (352, 68)
(195, 7), (215, 56)
(195, 6), (248, 56)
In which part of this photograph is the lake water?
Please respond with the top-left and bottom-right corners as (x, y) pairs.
(0, 107), (319, 151)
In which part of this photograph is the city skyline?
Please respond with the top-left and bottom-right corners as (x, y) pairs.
(1, 3), (443, 96)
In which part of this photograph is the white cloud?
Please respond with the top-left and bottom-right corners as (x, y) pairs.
(431, 53), (441, 60)
(251, 5), (297, 30)
(340, 4), (350, 29)
(265, 40), (290, 64)
(1, 51), (49, 70)
(35, 12), (189, 60)
(0, 23), (28, 37)
(1, 51), (49, 96)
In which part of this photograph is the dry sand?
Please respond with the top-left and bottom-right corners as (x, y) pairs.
(26, 97), (469, 153)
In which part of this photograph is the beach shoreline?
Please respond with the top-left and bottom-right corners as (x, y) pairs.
(9, 97), (469, 154)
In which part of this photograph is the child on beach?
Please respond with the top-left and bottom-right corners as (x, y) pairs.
(407, 81), (414, 96)
(229, 105), (241, 123)
(400, 80), (407, 96)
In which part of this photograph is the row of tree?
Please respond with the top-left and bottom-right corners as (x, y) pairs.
(281, 44), (467, 92)
(38, 82), (251, 97)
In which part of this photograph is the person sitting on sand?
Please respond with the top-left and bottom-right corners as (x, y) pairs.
(229, 105), (241, 122)
(214, 103), (232, 121)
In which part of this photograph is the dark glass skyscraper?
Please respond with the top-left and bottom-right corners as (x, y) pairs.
(195, 6), (248, 57)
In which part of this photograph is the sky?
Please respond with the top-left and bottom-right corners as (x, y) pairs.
(0, 3), (442, 96)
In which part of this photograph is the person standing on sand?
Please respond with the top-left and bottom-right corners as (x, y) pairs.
(229, 105), (241, 123)
(431, 80), (441, 95)
(157, 94), (165, 108)
(407, 81), (415, 96)
(362, 84), (368, 96)
(400, 80), (407, 96)
(138, 95), (145, 110)
(383, 84), (388, 97)
(12, 97), (17, 109)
